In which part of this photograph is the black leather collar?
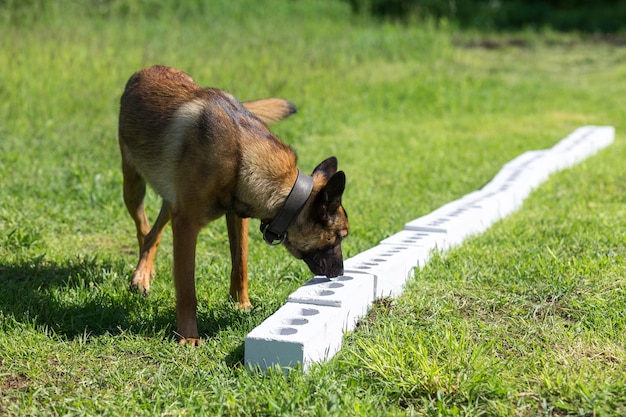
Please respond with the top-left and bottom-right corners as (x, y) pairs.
(260, 170), (313, 245)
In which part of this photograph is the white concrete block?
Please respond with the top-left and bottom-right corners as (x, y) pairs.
(245, 302), (344, 371)
(550, 126), (614, 167)
(286, 274), (375, 331)
(546, 147), (585, 171)
(551, 126), (596, 155)
(501, 150), (551, 173)
(403, 192), (501, 249)
(550, 126), (595, 169)
(588, 126), (615, 151)
(445, 190), (507, 230)
(482, 161), (544, 200)
(245, 125), (616, 373)
(380, 229), (445, 251)
(479, 175), (529, 217)
(479, 158), (556, 217)
(344, 244), (425, 298)
(529, 150), (567, 177)
(403, 214), (472, 249)
(486, 190), (522, 219)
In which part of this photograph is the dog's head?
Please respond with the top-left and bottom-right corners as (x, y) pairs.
(284, 157), (348, 278)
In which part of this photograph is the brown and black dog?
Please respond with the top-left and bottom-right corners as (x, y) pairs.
(118, 66), (349, 345)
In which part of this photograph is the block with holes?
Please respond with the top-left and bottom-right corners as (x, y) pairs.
(483, 150), (563, 197)
(403, 191), (504, 249)
(501, 150), (554, 177)
(550, 126), (614, 167)
(479, 165), (546, 215)
(286, 273), (375, 331)
(343, 244), (426, 298)
(379, 229), (446, 251)
(244, 125), (615, 373)
(443, 190), (509, 231)
(244, 302), (345, 371)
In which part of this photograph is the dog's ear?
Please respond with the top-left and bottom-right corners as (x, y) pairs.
(242, 98), (296, 125)
(312, 156), (338, 179)
(314, 171), (346, 220)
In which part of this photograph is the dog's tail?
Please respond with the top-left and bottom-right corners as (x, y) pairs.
(243, 98), (296, 125)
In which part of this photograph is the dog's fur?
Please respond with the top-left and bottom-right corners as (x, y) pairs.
(118, 66), (349, 345)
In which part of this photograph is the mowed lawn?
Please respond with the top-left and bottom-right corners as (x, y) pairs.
(1, 1), (626, 415)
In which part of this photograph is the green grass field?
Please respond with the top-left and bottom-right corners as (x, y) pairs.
(1, 1), (626, 415)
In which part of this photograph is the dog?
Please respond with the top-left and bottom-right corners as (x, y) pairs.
(118, 65), (349, 345)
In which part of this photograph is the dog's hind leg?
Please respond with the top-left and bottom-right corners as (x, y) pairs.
(226, 213), (251, 308)
(121, 157), (151, 249)
(130, 203), (170, 296)
(121, 155), (170, 295)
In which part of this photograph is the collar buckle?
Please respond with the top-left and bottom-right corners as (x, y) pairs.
(261, 223), (287, 246)
(260, 169), (313, 246)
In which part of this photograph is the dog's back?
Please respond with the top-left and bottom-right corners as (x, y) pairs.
(119, 66), (295, 147)
(120, 66), (198, 140)
(118, 65), (297, 207)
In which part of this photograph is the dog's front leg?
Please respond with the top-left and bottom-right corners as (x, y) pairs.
(171, 211), (202, 346)
(226, 213), (251, 308)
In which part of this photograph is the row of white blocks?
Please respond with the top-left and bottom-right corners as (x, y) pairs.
(244, 126), (615, 371)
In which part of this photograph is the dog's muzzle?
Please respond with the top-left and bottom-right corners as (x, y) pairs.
(302, 245), (344, 278)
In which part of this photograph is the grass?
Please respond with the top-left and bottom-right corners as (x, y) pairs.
(1, 0), (626, 415)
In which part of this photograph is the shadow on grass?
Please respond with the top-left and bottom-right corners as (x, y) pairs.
(0, 255), (248, 363)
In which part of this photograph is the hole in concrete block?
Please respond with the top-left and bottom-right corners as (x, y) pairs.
(384, 246), (410, 256)
(355, 265), (371, 270)
(311, 289), (335, 296)
(270, 327), (298, 335)
(336, 276), (354, 282)
(323, 282), (345, 289)
(297, 308), (320, 316)
(282, 318), (309, 326)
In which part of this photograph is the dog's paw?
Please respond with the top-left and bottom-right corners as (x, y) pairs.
(179, 337), (203, 347)
(236, 300), (253, 310)
(229, 295), (253, 310)
(130, 269), (152, 296)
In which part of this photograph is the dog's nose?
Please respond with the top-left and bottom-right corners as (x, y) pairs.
(303, 256), (343, 278)
(323, 245), (344, 278)
(325, 262), (343, 279)
(302, 245), (344, 278)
